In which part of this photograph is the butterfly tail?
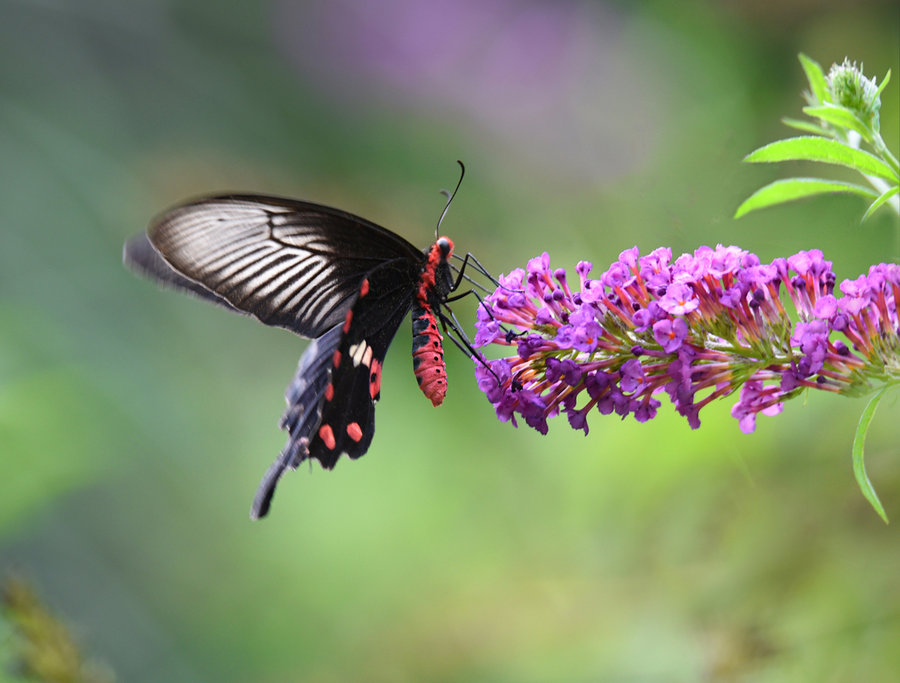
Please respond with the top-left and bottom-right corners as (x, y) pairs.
(250, 324), (343, 519)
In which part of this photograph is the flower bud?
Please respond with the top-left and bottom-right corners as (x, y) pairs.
(827, 58), (881, 127)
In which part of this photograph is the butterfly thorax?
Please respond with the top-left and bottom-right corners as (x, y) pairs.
(416, 236), (454, 303)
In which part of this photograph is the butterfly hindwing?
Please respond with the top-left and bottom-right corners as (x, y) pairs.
(250, 323), (343, 519)
(307, 258), (422, 468)
(250, 258), (421, 517)
(146, 195), (422, 338)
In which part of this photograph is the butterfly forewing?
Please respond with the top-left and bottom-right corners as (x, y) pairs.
(123, 234), (242, 312)
(148, 195), (423, 338)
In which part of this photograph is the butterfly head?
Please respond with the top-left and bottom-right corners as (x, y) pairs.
(436, 236), (454, 260)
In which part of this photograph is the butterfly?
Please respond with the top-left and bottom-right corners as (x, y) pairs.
(124, 167), (478, 519)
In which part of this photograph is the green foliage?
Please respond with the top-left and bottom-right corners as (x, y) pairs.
(736, 54), (899, 522)
(852, 386), (893, 524)
(744, 137), (896, 180)
(736, 55), (899, 220)
(863, 186), (900, 221)
(734, 178), (876, 219)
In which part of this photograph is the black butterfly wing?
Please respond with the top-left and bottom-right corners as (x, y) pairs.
(250, 257), (421, 518)
(310, 258), (422, 464)
(135, 194), (423, 338)
(124, 194), (430, 519)
(123, 234), (242, 312)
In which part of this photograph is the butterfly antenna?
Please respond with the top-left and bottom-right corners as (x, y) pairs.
(436, 160), (466, 239)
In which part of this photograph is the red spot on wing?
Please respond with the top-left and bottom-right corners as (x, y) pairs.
(324, 382), (334, 401)
(346, 422), (363, 442)
(342, 309), (353, 334)
(369, 358), (382, 399)
(359, 278), (370, 297)
(318, 424), (336, 450)
(333, 350), (341, 368)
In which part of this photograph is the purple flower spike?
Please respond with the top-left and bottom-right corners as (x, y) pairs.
(472, 245), (899, 437)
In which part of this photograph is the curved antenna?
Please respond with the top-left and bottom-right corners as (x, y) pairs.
(435, 160), (466, 239)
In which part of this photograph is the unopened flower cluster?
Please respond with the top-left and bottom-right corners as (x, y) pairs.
(472, 245), (899, 435)
(826, 58), (883, 127)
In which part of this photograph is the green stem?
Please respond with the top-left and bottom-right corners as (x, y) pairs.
(872, 131), (900, 174)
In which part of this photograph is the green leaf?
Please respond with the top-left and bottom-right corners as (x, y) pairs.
(734, 178), (877, 218)
(862, 185), (900, 221)
(852, 386), (891, 523)
(782, 117), (831, 137)
(803, 104), (873, 142)
(799, 53), (829, 105)
(744, 136), (899, 181)
(872, 68), (891, 102)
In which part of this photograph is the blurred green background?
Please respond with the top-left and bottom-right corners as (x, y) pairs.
(1, 0), (898, 680)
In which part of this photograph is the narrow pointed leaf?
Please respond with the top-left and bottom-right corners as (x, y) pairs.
(862, 186), (900, 221)
(852, 386), (891, 523)
(735, 178), (877, 218)
(872, 69), (891, 101)
(782, 117), (831, 137)
(798, 53), (828, 105)
(744, 137), (898, 181)
(803, 105), (873, 142)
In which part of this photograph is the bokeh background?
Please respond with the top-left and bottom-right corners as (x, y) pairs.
(1, 1), (898, 680)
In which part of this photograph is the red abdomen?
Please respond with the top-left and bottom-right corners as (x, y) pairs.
(411, 303), (447, 406)
(412, 236), (453, 406)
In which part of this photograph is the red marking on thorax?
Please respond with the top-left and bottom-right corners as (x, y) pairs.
(417, 237), (453, 302)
